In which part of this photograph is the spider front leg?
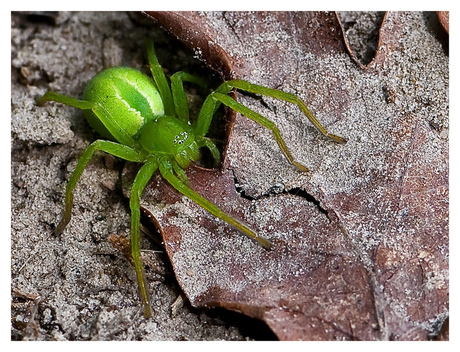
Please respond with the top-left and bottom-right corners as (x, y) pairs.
(195, 83), (309, 172)
(225, 80), (347, 144)
(195, 80), (346, 173)
(158, 160), (272, 249)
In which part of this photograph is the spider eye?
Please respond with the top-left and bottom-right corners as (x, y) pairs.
(174, 132), (189, 145)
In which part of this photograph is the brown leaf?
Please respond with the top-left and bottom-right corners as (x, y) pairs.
(437, 11), (449, 34)
(139, 12), (448, 340)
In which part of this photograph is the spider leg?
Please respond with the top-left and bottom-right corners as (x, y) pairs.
(170, 71), (207, 123)
(159, 160), (272, 249)
(225, 80), (347, 144)
(196, 137), (221, 167)
(146, 40), (175, 116)
(55, 140), (144, 236)
(37, 91), (95, 109)
(129, 158), (159, 319)
(211, 91), (309, 172)
(37, 91), (138, 148)
(169, 72), (220, 166)
(194, 79), (346, 171)
(193, 83), (233, 137)
(171, 160), (189, 186)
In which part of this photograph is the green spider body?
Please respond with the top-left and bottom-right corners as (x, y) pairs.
(37, 40), (345, 318)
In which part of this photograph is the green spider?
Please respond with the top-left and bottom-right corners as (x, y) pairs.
(37, 40), (345, 318)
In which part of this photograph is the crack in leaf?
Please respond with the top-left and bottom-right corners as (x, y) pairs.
(230, 168), (329, 218)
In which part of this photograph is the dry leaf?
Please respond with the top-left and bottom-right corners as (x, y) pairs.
(139, 12), (448, 340)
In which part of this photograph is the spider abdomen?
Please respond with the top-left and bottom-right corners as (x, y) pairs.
(83, 67), (165, 141)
